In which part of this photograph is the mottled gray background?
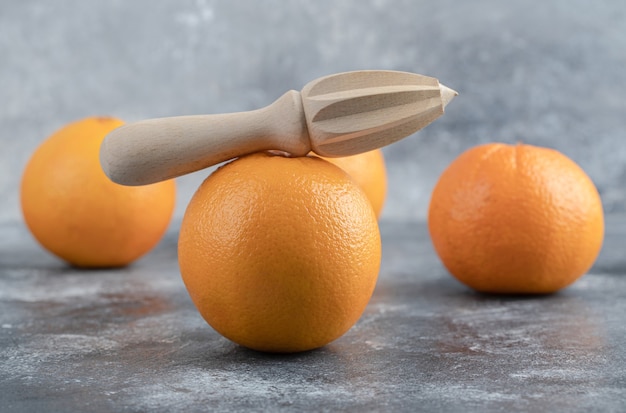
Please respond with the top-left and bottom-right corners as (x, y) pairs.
(2, 0), (625, 225)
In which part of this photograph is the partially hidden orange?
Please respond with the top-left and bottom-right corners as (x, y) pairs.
(178, 152), (381, 353)
(428, 143), (604, 294)
(21, 116), (176, 268)
(316, 149), (387, 218)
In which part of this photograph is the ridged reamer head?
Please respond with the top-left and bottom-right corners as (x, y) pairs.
(301, 70), (457, 156)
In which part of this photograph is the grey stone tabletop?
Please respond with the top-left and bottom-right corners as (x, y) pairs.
(2, 1), (626, 411)
(2, 218), (626, 412)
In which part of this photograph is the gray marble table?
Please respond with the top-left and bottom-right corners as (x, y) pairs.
(2, 217), (626, 412)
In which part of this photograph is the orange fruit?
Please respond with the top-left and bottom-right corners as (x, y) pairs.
(178, 152), (381, 353)
(428, 143), (604, 294)
(316, 149), (387, 218)
(20, 116), (176, 268)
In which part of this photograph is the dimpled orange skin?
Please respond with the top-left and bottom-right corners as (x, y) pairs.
(317, 149), (387, 218)
(178, 153), (381, 353)
(428, 143), (604, 294)
(20, 117), (176, 268)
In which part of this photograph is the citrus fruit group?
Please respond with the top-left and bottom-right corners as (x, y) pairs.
(178, 152), (381, 353)
(21, 117), (176, 268)
(428, 143), (604, 294)
(316, 149), (387, 218)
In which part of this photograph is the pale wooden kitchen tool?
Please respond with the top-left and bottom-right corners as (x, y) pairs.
(100, 70), (457, 186)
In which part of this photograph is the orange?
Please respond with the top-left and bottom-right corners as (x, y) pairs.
(315, 149), (387, 218)
(428, 143), (604, 294)
(178, 152), (381, 353)
(20, 116), (176, 268)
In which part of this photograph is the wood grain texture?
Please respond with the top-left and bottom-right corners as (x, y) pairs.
(100, 91), (309, 186)
(100, 70), (456, 186)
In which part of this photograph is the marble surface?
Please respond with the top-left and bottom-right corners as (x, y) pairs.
(2, 218), (626, 412)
